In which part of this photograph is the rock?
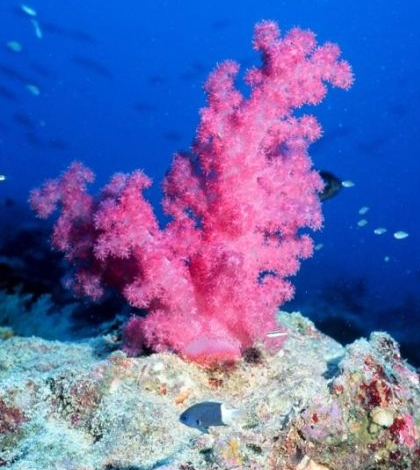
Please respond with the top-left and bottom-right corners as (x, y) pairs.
(0, 311), (419, 469)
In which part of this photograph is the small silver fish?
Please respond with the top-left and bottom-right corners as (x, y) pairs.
(341, 179), (355, 188)
(21, 4), (37, 17)
(179, 401), (240, 433)
(31, 19), (43, 39)
(394, 231), (409, 240)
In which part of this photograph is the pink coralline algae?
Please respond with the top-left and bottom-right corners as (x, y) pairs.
(0, 397), (26, 434)
(390, 414), (420, 449)
(30, 21), (353, 364)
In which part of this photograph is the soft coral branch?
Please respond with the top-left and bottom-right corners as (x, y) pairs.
(30, 21), (353, 365)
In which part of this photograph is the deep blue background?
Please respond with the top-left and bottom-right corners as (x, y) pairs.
(0, 0), (419, 356)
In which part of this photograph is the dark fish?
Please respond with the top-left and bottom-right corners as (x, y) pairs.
(12, 113), (36, 129)
(319, 170), (342, 201)
(179, 401), (239, 433)
(71, 56), (112, 78)
(40, 21), (97, 44)
(25, 132), (44, 148)
(0, 198), (15, 208)
(0, 85), (19, 102)
(0, 63), (31, 83)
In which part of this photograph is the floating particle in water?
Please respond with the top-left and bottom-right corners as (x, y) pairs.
(341, 180), (355, 188)
(384, 256), (390, 262)
(0, 174), (6, 181)
(374, 227), (387, 235)
(359, 206), (369, 215)
(393, 231), (409, 240)
(6, 41), (22, 52)
(26, 84), (40, 95)
(314, 243), (324, 251)
(357, 219), (368, 227)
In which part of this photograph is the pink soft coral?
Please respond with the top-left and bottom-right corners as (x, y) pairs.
(30, 21), (353, 364)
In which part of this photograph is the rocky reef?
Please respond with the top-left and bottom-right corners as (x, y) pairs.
(0, 312), (419, 469)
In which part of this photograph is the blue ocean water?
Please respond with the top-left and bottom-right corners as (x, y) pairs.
(0, 1), (419, 362)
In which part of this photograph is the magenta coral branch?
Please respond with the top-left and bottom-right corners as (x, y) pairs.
(30, 21), (353, 365)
